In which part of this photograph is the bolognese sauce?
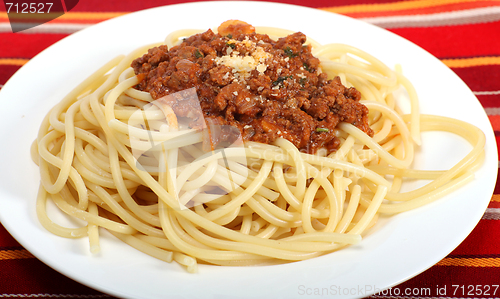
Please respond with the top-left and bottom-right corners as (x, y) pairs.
(132, 20), (373, 153)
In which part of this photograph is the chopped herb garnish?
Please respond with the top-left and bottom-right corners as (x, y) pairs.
(227, 34), (233, 39)
(194, 49), (203, 58)
(284, 47), (298, 58)
(315, 127), (329, 133)
(226, 42), (236, 49)
(272, 75), (293, 87)
(299, 77), (307, 86)
(303, 63), (312, 72)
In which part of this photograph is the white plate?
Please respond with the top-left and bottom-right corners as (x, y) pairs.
(0, 2), (497, 298)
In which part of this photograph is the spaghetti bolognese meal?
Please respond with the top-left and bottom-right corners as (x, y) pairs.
(31, 20), (485, 272)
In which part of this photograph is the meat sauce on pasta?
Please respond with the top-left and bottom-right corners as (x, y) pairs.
(132, 20), (373, 153)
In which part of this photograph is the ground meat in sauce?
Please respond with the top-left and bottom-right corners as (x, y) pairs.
(131, 21), (373, 153)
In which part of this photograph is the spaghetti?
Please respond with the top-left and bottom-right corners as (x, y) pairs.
(31, 21), (485, 272)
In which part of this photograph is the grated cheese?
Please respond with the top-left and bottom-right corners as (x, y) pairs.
(214, 38), (272, 80)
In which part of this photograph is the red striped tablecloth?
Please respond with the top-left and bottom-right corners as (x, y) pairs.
(1, 0), (499, 298)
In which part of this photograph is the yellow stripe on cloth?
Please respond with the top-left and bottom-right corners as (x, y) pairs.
(0, 249), (35, 260)
(0, 58), (29, 66)
(321, 0), (498, 14)
(492, 194), (500, 202)
(57, 12), (126, 20)
(437, 257), (500, 267)
(441, 56), (500, 68)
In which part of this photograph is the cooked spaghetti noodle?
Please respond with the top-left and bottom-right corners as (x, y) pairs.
(31, 21), (485, 272)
